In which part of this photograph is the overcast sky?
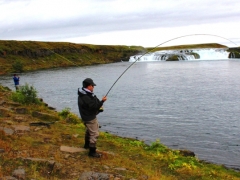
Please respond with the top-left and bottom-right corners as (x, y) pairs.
(0, 0), (239, 47)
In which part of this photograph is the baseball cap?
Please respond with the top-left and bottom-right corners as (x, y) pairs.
(83, 78), (96, 87)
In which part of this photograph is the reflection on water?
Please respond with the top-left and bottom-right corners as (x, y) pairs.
(1, 60), (240, 170)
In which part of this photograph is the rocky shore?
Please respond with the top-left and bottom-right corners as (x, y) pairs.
(1, 84), (240, 179)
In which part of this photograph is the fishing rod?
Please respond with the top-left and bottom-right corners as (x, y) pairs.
(104, 33), (238, 97)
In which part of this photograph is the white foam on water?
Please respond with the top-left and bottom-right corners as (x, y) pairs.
(129, 48), (230, 62)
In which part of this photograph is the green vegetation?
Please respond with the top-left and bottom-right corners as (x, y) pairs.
(12, 59), (24, 72)
(228, 48), (240, 58)
(10, 83), (41, 104)
(0, 84), (240, 179)
(58, 107), (81, 124)
(146, 43), (228, 52)
(58, 107), (72, 118)
(0, 40), (145, 75)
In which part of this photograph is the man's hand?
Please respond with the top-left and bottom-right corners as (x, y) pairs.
(102, 96), (107, 102)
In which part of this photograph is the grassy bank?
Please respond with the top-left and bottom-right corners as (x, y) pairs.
(0, 84), (240, 180)
(1, 40), (240, 75)
(0, 40), (145, 75)
(146, 43), (228, 51)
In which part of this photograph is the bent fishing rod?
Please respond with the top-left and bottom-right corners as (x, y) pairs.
(104, 33), (238, 97)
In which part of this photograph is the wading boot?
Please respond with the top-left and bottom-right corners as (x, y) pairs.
(88, 147), (102, 158)
(83, 138), (90, 149)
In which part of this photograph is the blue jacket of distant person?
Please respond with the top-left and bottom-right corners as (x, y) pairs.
(13, 75), (20, 85)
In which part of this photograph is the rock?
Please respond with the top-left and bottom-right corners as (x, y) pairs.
(6, 102), (21, 107)
(103, 165), (109, 169)
(0, 176), (18, 180)
(179, 149), (195, 157)
(0, 107), (12, 117)
(38, 98), (43, 102)
(60, 146), (86, 153)
(13, 116), (27, 122)
(140, 175), (149, 180)
(64, 154), (71, 159)
(12, 125), (30, 133)
(61, 133), (71, 139)
(24, 157), (53, 163)
(71, 172), (80, 177)
(12, 168), (25, 180)
(29, 121), (54, 128)
(34, 127), (42, 131)
(23, 158), (63, 171)
(73, 134), (79, 138)
(0, 126), (14, 135)
(5, 120), (14, 125)
(114, 167), (126, 171)
(79, 172), (110, 180)
(48, 106), (56, 110)
(32, 111), (58, 121)
(0, 149), (5, 153)
(0, 100), (6, 106)
(43, 137), (51, 143)
(15, 108), (28, 114)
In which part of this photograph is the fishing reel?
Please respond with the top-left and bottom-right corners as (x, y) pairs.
(99, 106), (104, 112)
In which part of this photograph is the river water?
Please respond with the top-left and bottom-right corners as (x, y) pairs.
(1, 60), (240, 169)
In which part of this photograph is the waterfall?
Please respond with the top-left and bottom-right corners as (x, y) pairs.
(129, 48), (230, 62)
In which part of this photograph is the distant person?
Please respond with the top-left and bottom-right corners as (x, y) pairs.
(13, 74), (20, 91)
(78, 78), (107, 158)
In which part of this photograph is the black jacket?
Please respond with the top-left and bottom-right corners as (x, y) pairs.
(78, 88), (104, 122)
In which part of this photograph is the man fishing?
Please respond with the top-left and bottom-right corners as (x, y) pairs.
(78, 78), (107, 158)
(13, 74), (20, 91)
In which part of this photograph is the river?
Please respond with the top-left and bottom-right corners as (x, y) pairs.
(0, 60), (240, 170)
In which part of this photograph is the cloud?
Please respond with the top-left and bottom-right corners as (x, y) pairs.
(0, 0), (239, 47)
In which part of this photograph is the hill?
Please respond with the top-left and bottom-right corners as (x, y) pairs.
(0, 40), (145, 75)
(1, 40), (240, 75)
(146, 43), (228, 52)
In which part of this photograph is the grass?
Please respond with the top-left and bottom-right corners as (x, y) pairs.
(0, 112), (240, 179)
(1, 85), (239, 179)
(0, 95), (240, 180)
(0, 40), (145, 75)
(146, 43), (228, 52)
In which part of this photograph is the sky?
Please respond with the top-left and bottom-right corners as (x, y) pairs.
(0, 0), (240, 48)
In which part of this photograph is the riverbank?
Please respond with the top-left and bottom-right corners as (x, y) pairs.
(0, 84), (240, 180)
(1, 40), (240, 75)
(0, 40), (145, 75)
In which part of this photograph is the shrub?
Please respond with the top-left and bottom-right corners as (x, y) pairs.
(66, 113), (81, 124)
(0, 85), (11, 92)
(145, 139), (168, 153)
(11, 83), (40, 104)
(12, 60), (24, 72)
(59, 107), (81, 124)
(58, 107), (71, 119)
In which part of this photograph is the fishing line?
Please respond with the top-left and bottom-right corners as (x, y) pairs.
(105, 33), (238, 97)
